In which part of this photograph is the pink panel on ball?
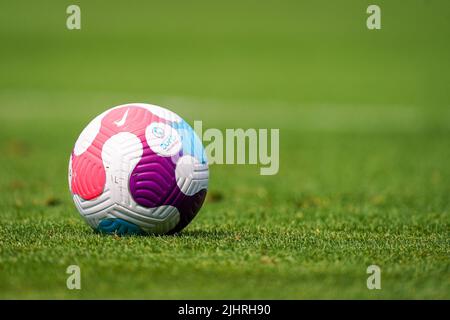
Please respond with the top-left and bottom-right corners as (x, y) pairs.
(70, 105), (166, 200)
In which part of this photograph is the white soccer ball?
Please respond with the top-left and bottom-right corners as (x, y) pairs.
(68, 103), (209, 235)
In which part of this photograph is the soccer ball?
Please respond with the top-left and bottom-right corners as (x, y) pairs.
(68, 103), (209, 235)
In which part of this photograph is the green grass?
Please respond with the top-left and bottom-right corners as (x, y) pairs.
(0, 0), (449, 299)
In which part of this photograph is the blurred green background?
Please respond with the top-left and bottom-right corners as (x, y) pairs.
(0, 0), (449, 299)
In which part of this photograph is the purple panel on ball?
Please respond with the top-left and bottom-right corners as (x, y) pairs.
(129, 131), (207, 234)
(129, 138), (179, 208)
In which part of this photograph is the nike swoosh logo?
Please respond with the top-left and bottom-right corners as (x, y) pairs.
(114, 109), (129, 127)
